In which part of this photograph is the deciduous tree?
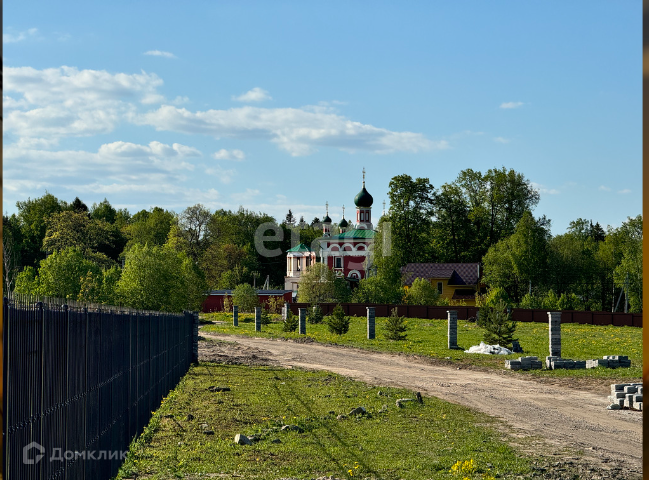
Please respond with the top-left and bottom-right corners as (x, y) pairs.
(297, 263), (337, 304)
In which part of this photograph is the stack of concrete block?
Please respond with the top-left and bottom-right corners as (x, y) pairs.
(505, 356), (543, 370)
(447, 310), (457, 349)
(548, 312), (561, 357)
(254, 307), (262, 332)
(367, 307), (376, 340)
(608, 383), (643, 410)
(545, 357), (586, 369)
(587, 355), (631, 369)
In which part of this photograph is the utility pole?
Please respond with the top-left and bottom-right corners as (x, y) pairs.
(614, 272), (630, 313)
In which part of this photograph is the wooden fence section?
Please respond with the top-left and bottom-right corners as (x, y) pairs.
(288, 303), (642, 328)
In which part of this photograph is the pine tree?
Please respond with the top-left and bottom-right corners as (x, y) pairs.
(384, 308), (408, 341)
(477, 299), (517, 347)
(308, 304), (324, 324)
(282, 310), (298, 332)
(325, 304), (350, 335)
(285, 209), (296, 226)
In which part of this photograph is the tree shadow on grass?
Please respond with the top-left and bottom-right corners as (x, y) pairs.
(272, 375), (384, 480)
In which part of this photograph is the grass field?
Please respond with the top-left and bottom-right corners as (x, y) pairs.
(116, 362), (539, 480)
(201, 312), (642, 380)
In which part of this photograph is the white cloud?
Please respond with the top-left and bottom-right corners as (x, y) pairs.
(205, 165), (236, 184)
(231, 188), (260, 203)
(5, 104), (133, 138)
(500, 101), (524, 109)
(14, 137), (59, 149)
(4, 66), (166, 139)
(530, 182), (559, 195)
(140, 105), (441, 156)
(171, 96), (190, 105)
(182, 188), (220, 204)
(4, 28), (38, 43)
(3, 95), (30, 110)
(493, 137), (510, 144)
(618, 189), (631, 194)
(213, 149), (246, 161)
(232, 87), (272, 102)
(5, 66), (164, 106)
(144, 50), (177, 59)
(4, 140), (200, 194)
(3, 179), (54, 193)
(599, 185), (611, 191)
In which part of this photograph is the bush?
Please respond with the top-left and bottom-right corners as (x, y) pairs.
(519, 290), (581, 311)
(223, 295), (233, 313)
(325, 304), (350, 335)
(480, 287), (511, 308)
(352, 276), (405, 304)
(260, 307), (272, 325)
(308, 304), (324, 324)
(266, 296), (285, 314)
(282, 310), (298, 332)
(384, 308), (407, 341)
(232, 283), (259, 312)
(477, 299), (517, 347)
(404, 278), (440, 305)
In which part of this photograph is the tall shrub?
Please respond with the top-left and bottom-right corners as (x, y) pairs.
(384, 308), (408, 341)
(477, 299), (517, 347)
(232, 283), (259, 312)
(325, 304), (350, 335)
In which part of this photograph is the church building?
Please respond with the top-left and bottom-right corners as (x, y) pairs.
(284, 170), (377, 294)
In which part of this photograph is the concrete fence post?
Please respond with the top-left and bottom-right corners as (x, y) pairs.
(447, 310), (458, 349)
(255, 307), (262, 332)
(298, 308), (306, 335)
(233, 305), (239, 327)
(367, 307), (375, 339)
(548, 311), (561, 357)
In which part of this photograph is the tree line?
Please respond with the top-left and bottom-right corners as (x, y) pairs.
(3, 194), (323, 312)
(362, 167), (641, 313)
(4, 166), (641, 313)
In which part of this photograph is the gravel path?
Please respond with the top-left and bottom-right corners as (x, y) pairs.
(200, 333), (642, 479)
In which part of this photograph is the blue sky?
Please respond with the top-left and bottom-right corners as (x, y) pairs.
(3, 1), (641, 235)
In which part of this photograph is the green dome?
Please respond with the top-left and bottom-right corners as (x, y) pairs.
(354, 186), (373, 208)
(323, 215), (332, 223)
(339, 217), (348, 228)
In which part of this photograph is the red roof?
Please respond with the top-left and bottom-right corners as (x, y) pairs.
(401, 263), (480, 286)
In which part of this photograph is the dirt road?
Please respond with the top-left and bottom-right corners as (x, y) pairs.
(200, 333), (642, 478)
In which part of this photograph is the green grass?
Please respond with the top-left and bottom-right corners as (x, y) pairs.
(116, 362), (535, 479)
(201, 312), (642, 380)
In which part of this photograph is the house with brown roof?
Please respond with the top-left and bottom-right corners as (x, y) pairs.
(401, 263), (482, 306)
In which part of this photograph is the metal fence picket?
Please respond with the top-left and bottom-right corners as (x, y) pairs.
(2, 295), (196, 480)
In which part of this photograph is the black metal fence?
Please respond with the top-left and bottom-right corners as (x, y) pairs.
(2, 294), (198, 480)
